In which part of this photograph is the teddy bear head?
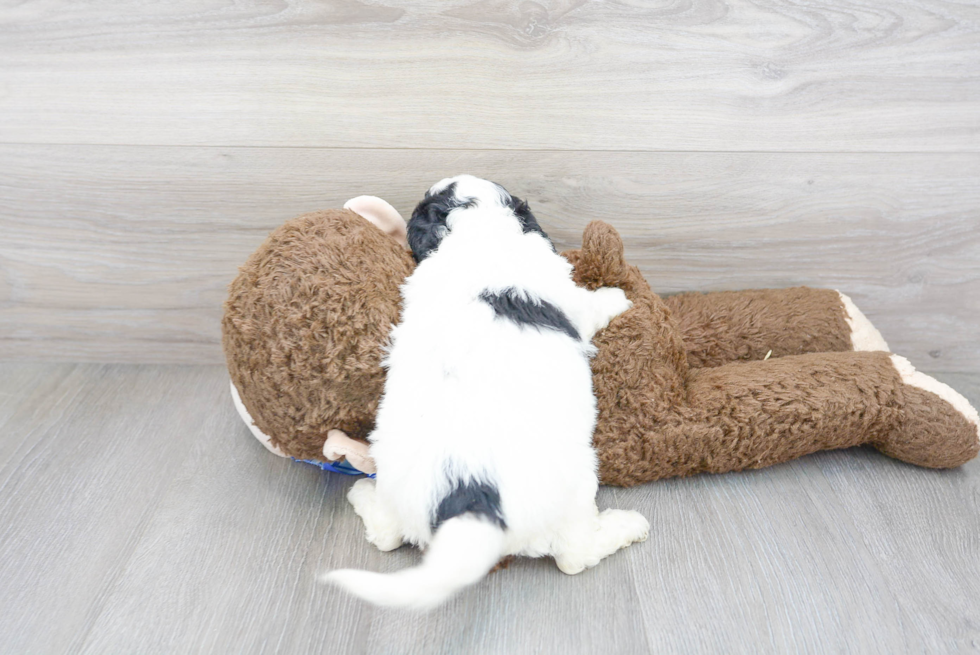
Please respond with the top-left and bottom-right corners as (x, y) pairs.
(222, 199), (415, 465)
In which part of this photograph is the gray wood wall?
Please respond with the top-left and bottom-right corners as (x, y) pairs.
(1, 1), (978, 370)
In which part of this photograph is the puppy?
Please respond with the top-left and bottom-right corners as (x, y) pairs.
(322, 175), (649, 610)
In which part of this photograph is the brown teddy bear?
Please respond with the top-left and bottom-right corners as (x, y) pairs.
(223, 200), (979, 484)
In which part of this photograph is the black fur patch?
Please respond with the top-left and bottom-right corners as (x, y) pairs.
(408, 180), (554, 263)
(479, 287), (580, 340)
(407, 182), (474, 263)
(433, 479), (507, 531)
(501, 190), (551, 244)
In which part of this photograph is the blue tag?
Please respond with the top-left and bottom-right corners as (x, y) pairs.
(294, 457), (376, 478)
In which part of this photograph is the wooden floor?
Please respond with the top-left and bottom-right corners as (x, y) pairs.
(0, 362), (977, 654)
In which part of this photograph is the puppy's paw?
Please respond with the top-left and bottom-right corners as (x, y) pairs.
(346, 478), (377, 515)
(599, 509), (650, 547)
(555, 554), (591, 575)
(592, 287), (633, 330)
(346, 479), (404, 552)
(367, 527), (405, 552)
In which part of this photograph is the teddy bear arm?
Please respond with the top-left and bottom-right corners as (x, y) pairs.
(323, 430), (376, 474)
(564, 223), (887, 368)
(663, 287), (887, 368)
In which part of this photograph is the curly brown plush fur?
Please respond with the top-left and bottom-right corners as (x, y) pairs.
(663, 288), (852, 368)
(223, 209), (978, 483)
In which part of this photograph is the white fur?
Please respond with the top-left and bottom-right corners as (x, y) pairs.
(890, 355), (980, 443)
(322, 175), (649, 609)
(324, 516), (504, 610)
(230, 381), (288, 457)
(838, 291), (889, 352)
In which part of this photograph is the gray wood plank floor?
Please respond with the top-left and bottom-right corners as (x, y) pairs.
(0, 363), (977, 654)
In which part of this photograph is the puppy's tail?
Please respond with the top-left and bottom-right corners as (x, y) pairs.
(321, 516), (505, 611)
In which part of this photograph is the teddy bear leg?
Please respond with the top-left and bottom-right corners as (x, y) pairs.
(875, 355), (980, 468)
(598, 351), (931, 486)
(661, 351), (978, 480)
(663, 287), (888, 368)
(553, 506), (650, 575)
(683, 352), (906, 471)
(346, 478), (405, 552)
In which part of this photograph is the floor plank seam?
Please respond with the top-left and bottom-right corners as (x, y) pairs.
(615, 485), (657, 655)
(2, 141), (980, 156)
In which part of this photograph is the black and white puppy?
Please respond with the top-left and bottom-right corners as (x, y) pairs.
(322, 175), (649, 609)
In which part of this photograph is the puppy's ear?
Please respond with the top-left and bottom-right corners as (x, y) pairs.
(408, 183), (459, 263)
(508, 196), (551, 243)
(490, 181), (554, 249)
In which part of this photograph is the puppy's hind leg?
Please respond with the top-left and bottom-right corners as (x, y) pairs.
(346, 478), (404, 552)
(553, 506), (650, 575)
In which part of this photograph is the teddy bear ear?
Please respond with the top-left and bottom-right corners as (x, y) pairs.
(580, 220), (627, 286)
(344, 195), (409, 250)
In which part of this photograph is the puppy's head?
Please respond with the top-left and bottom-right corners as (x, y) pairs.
(407, 175), (550, 263)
